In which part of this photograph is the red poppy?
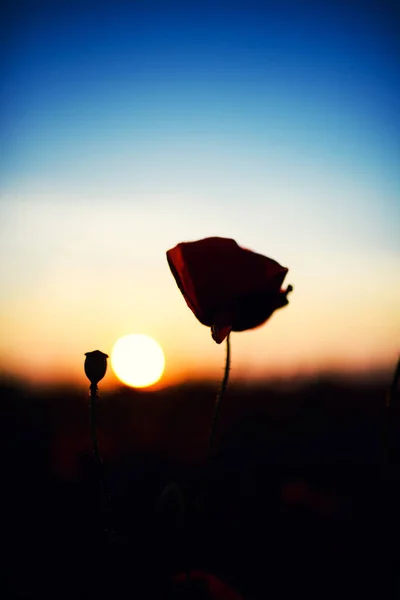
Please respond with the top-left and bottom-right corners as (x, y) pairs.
(170, 570), (243, 599)
(166, 237), (292, 344)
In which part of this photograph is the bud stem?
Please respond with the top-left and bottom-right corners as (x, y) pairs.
(89, 383), (114, 534)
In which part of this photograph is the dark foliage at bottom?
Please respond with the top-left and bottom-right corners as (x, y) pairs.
(0, 377), (398, 598)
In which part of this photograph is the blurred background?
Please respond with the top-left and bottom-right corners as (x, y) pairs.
(1, 0), (399, 389)
(1, 1), (399, 598)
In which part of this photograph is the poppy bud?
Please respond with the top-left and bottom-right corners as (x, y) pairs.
(84, 350), (109, 385)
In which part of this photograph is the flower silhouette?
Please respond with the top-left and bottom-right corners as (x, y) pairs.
(167, 237), (292, 343)
(84, 350), (109, 385)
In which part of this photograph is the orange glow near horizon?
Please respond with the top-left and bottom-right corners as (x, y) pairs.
(0, 308), (398, 391)
(0, 237), (399, 390)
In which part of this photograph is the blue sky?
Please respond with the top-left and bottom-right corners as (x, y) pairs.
(1, 0), (399, 385)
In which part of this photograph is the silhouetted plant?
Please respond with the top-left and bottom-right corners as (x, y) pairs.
(166, 236), (293, 460)
(207, 332), (231, 463)
(159, 238), (292, 590)
(386, 356), (400, 410)
(383, 355), (400, 475)
(84, 350), (114, 534)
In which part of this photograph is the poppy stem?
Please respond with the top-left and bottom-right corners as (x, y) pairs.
(207, 333), (231, 463)
(89, 383), (114, 535)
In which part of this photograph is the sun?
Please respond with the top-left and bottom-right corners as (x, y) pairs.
(111, 334), (165, 388)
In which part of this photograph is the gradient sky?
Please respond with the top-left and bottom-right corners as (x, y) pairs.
(1, 0), (399, 388)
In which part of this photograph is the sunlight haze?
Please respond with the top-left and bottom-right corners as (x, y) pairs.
(1, 0), (399, 388)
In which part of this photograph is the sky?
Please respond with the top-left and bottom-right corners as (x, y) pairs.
(0, 0), (399, 389)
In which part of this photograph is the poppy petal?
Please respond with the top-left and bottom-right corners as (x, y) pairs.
(166, 237), (291, 342)
(173, 570), (243, 599)
(166, 243), (209, 325)
(232, 285), (292, 332)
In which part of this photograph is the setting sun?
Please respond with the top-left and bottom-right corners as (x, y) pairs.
(111, 334), (165, 388)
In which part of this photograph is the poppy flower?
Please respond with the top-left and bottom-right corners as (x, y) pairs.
(168, 570), (243, 599)
(167, 237), (292, 344)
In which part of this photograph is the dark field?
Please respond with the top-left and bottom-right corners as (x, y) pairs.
(1, 375), (399, 599)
